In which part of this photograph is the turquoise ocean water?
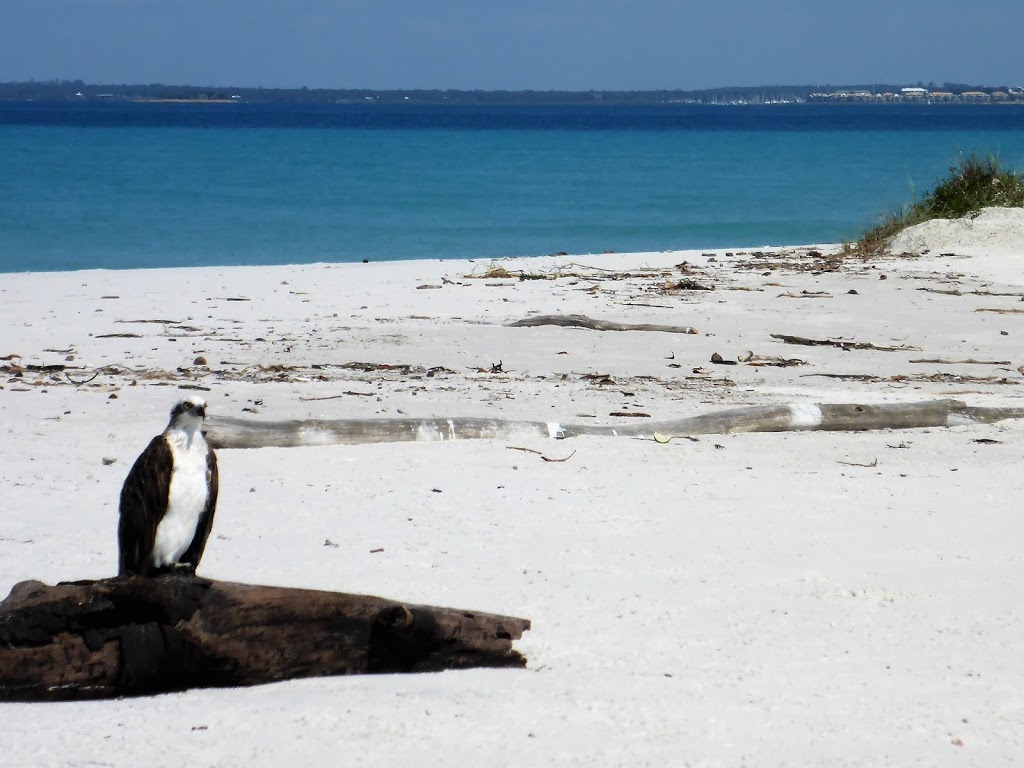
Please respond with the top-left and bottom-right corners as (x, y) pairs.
(2, 103), (1024, 272)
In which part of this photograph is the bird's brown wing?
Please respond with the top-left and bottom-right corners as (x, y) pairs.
(179, 445), (218, 572)
(117, 436), (172, 576)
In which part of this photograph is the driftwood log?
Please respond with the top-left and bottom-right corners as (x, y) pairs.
(507, 313), (698, 334)
(204, 399), (1024, 449)
(0, 575), (530, 702)
(769, 333), (920, 352)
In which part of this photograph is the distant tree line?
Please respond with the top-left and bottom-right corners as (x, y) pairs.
(0, 80), (1020, 105)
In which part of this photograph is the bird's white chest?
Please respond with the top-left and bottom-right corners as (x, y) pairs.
(152, 434), (210, 568)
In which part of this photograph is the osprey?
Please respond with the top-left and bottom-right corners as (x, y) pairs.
(117, 396), (219, 577)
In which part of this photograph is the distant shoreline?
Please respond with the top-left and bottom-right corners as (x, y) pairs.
(7, 98), (1024, 108)
(2, 80), (1022, 106)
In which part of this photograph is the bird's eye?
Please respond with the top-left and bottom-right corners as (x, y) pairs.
(183, 403), (193, 411)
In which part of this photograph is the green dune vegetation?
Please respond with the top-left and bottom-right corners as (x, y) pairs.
(857, 154), (1024, 253)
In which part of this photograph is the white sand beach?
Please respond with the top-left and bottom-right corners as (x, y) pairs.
(3, 213), (1024, 766)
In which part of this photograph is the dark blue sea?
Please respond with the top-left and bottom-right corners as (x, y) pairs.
(3, 102), (1024, 272)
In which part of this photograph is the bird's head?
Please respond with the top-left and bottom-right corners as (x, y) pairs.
(167, 395), (208, 431)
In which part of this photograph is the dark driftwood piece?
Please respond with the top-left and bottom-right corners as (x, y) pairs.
(0, 575), (530, 702)
(507, 313), (698, 334)
(769, 333), (920, 352)
(203, 399), (1024, 449)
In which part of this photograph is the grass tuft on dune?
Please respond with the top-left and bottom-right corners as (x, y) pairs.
(856, 153), (1024, 253)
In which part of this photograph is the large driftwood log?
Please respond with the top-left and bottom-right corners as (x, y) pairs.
(0, 576), (530, 702)
(204, 399), (1024, 449)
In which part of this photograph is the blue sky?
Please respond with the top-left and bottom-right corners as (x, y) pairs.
(2, 0), (1022, 90)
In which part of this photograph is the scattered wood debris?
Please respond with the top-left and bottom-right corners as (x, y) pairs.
(465, 262), (671, 283)
(466, 264), (515, 279)
(909, 373), (1015, 384)
(115, 319), (183, 325)
(664, 278), (714, 291)
(4, 358), (463, 390)
(801, 372), (1017, 385)
(800, 373), (887, 382)
(580, 372), (616, 385)
(736, 351), (806, 367)
(732, 248), (853, 274)
(770, 333), (920, 352)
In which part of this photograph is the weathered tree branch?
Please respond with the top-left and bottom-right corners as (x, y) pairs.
(769, 333), (920, 351)
(203, 400), (1024, 449)
(507, 314), (698, 334)
(0, 576), (530, 702)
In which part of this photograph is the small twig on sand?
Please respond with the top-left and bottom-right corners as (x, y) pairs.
(65, 370), (101, 385)
(836, 458), (878, 467)
(299, 392), (376, 401)
(507, 446), (576, 462)
(542, 450), (576, 463)
(115, 318), (182, 324)
(776, 290), (832, 298)
(652, 433), (700, 444)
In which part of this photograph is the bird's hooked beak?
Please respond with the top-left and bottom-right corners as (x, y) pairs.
(196, 404), (207, 419)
